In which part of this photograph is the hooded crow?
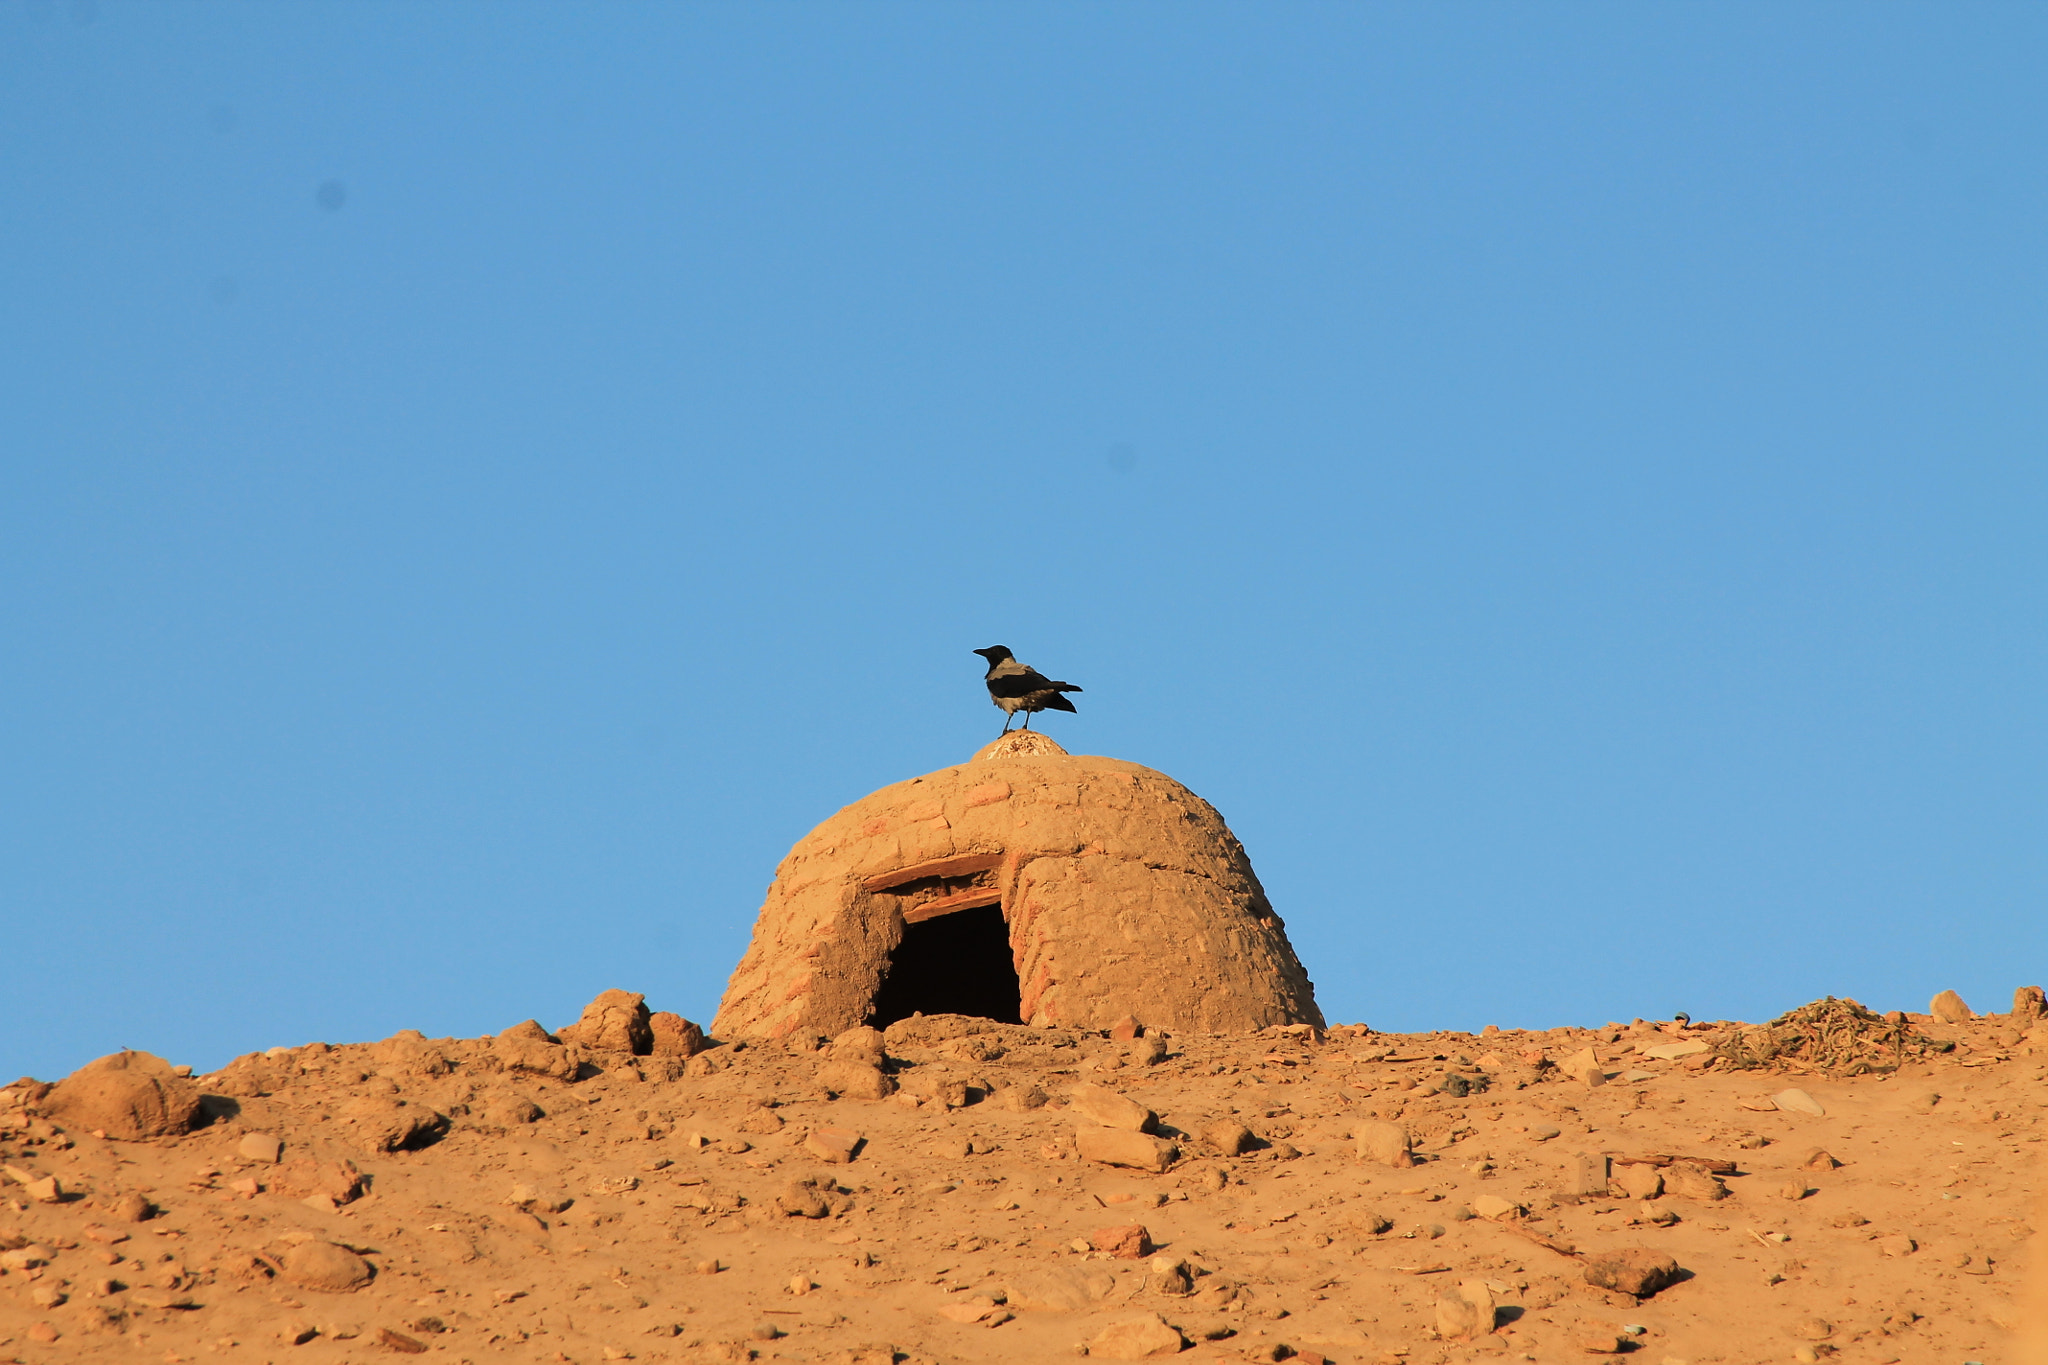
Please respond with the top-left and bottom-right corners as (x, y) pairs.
(973, 646), (1083, 733)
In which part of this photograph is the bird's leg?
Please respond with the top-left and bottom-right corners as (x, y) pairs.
(1022, 712), (1033, 730)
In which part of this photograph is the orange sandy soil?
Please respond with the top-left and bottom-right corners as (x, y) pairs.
(2, 1004), (2043, 1365)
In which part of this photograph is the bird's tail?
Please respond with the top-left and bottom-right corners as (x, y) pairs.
(1042, 694), (1078, 714)
(1050, 681), (1082, 693)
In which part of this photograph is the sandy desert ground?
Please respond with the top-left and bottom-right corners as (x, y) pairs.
(3, 991), (2043, 1365)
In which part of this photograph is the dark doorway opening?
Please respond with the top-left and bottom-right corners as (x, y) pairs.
(867, 904), (1022, 1028)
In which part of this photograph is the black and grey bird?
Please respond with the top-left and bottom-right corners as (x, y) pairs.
(972, 645), (1083, 734)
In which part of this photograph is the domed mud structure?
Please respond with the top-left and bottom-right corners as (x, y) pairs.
(713, 733), (1323, 1038)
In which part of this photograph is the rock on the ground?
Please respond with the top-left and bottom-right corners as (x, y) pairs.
(1773, 1088), (1826, 1116)
(1086, 1313), (1187, 1360)
(1075, 1127), (1178, 1172)
(557, 989), (655, 1053)
(1582, 1248), (1682, 1298)
(1066, 1084), (1154, 1131)
(1089, 1224), (1153, 1258)
(648, 1011), (705, 1056)
(1353, 1119), (1414, 1167)
(1434, 1279), (1497, 1340)
(1203, 1120), (1255, 1156)
(1929, 990), (1973, 1023)
(280, 1241), (374, 1292)
(820, 1060), (895, 1100)
(40, 1051), (204, 1141)
(1005, 1267), (1115, 1312)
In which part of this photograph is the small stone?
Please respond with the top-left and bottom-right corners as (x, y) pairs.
(1575, 1329), (1629, 1354)
(1772, 1088), (1826, 1116)
(1433, 1279), (1496, 1340)
(805, 1126), (863, 1163)
(1662, 1164), (1729, 1201)
(1875, 1233), (1916, 1257)
(695, 1259), (721, 1274)
(25, 1323), (58, 1344)
(1928, 989), (1973, 1023)
(1066, 1084), (1154, 1131)
(750, 1321), (784, 1341)
(30, 1285), (67, 1308)
(2013, 985), (2047, 1021)
(1582, 1247), (1682, 1298)
(1559, 1047), (1607, 1086)
(777, 1182), (831, 1219)
(1075, 1126), (1178, 1172)
(1613, 1164), (1663, 1200)
(1531, 1124), (1563, 1142)
(1089, 1224), (1154, 1259)
(375, 1327), (428, 1355)
(1800, 1148), (1840, 1171)
(995, 1083), (1048, 1111)
(1793, 1318), (1832, 1340)
(1354, 1119), (1415, 1167)
(80, 1224), (128, 1245)
(23, 1175), (62, 1203)
(1204, 1121), (1256, 1156)
(1086, 1313), (1187, 1360)
(239, 1132), (285, 1163)
(280, 1241), (374, 1293)
(820, 1061), (895, 1101)
(109, 1191), (154, 1222)
(1133, 1035), (1169, 1066)
(1778, 1181), (1814, 1200)
(1110, 1015), (1144, 1042)
(1470, 1194), (1522, 1220)
(1792, 1348), (1820, 1364)
(789, 1274), (813, 1295)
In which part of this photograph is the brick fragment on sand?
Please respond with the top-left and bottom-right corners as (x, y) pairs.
(1075, 1126), (1178, 1172)
(1353, 1119), (1415, 1167)
(1433, 1279), (1497, 1340)
(805, 1126), (862, 1163)
(238, 1132), (284, 1163)
(1110, 1015), (1143, 1041)
(1066, 1084), (1155, 1131)
(280, 1241), (375, 1293)
(1559, 1047), (1608, 1086)
(1089, 1223), (1154, 1258)
(1772, 1088), (1826, 1116)
(23, 1175), (62, 1203)
(1613, 1163), (1663, 1200)
(1086, 1313), (1187, 1360)
(1928, 989), (1973, 1024)
(1470, 1193), (1521, 1220)
(1582, 1247), (1681, 1298)
(376, 1327), (428, 1354)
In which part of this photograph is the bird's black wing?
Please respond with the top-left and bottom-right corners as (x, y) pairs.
(986, 667), (1060, 699)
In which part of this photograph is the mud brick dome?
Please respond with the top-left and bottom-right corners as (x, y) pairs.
(712, 732), (1324, 1038)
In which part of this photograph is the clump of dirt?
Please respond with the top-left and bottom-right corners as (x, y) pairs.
(1711, 996), (1939, 1075)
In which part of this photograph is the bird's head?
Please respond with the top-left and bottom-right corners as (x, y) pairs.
(972, 645), (1012, 663)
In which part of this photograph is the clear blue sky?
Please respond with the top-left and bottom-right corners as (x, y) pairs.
(5, 2), (2044, 1081)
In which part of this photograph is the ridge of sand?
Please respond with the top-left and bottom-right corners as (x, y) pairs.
(1, 1002), (2042, 1364)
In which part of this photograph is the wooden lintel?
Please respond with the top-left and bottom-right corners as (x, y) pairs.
(901, 887), (1003, 924)
(863, 852), (1003, 893)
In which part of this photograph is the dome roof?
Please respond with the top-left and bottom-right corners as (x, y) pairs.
(712, 733), (1322, 1038)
